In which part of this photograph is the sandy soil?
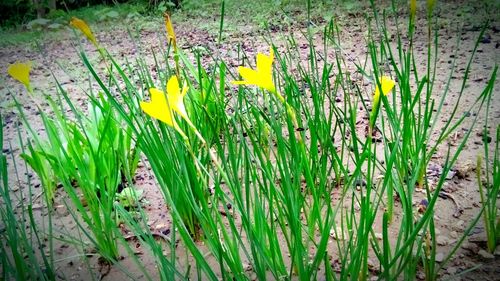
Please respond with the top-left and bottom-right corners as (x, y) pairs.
(0, 0), (499, 280)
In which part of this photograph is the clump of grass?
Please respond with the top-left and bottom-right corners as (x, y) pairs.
(17, 91), (140, 262)
(477, 104), (500, 254)
(0, 115), (55, 280)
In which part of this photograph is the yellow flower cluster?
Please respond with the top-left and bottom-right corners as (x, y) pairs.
(6, 15), (398, 143)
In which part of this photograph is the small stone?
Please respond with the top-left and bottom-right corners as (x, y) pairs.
(243, 262), (252, 271)
(462, 242), (479, 253)
(155, 223), (168, 230)
(446, 170), (456, 180)
(455, 161), (475, 179)
(374, 233), (383, 240)
(478, 249), (494, 259)
(480, 35), (491, 44)
(367, 258), (377, 271)
(469, 233), (487, 243)
(435, 252), (444, 262)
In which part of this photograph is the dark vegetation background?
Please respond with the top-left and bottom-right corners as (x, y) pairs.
(0, 0), (184, 27)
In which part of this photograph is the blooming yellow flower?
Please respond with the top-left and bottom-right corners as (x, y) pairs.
(369, 76), (396, 130)
(166, 76), (196, 127)
(7, 61), (32, 92)
(232, 47), (278, 97)
(373, 76), (396, 102)
(140, 76), (203, 141)
(70, 17), (98, 47)
(140, 88), (176, 127)
(140, 87), (186, 138)
(165, 76), (206, 142)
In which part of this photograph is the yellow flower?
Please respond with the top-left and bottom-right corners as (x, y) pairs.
(166, 76), (196, 127)
(410, 0), (417, 21)
(369, 76), (396, 130)
(7, 61), (32, 92)
(373, 76), (396, 102)
(164, 13), (177, 49)
(140, 76), (202, 141)
(232, 47), (278, 97)
(140, 87), (186, 138)
(70, 17), (98, 47)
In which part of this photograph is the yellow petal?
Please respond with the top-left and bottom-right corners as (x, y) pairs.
(370, 76), (395, 131)
(237, 66), (259, 85)
(166, 76), (189, 119)
(141, 87), (188, 138)
(232, 47), (277, 94)
(374, 76), (396, 101)
(164, 13), (177, 46)
(181, 83), (188, 97)
(7, 61), (32, 90)
(379, 76), (396, 96)
(166, 76), (181, 96)
(70, 17), (98, 47)
(256, 53), (272, 76)
(260, 75), (276, 93)
(140, 88), (176, 127)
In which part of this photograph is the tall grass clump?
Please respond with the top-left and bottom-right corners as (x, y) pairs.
(6, 18), (144, 263)
(16, 89), (140, 262)
(72, 1), (496, 279)
(0, 115), (55, 280)
(477, 96), (500, 254)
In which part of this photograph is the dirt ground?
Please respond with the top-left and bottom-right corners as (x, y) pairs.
(0, 0), (499, 280)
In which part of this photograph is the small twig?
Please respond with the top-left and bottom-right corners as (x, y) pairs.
(438, 191), (463, 218)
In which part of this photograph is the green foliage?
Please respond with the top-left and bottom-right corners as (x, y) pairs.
(477, 105), (500, 253)
(0, 0), (34, 28)
(69, 1), (497, 278)
(0, 115), (55, 280)
(116, 187), (144, 208)
(18, 92), (140, 262)
(4, 0), (498, 279)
